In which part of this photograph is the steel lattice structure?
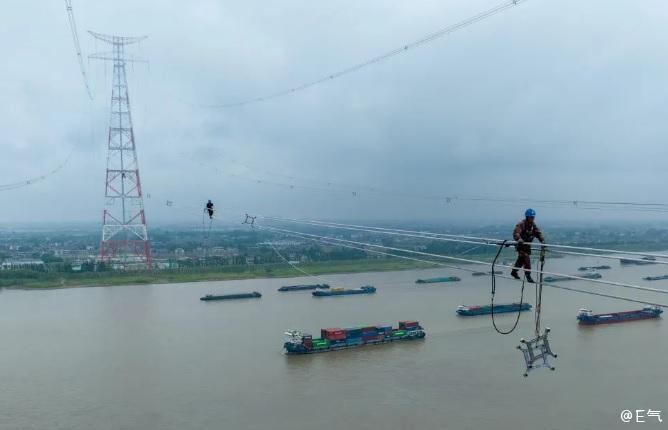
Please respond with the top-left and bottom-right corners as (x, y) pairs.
(89, 31), (151, 268)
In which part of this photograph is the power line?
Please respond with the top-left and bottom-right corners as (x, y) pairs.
(256, 224), (668, 308)
(204, 0), (529, 108)
(256, 223), (668, 296)
(64, 0), (93, 100)
(261, 215), (668, 264)
(0, 147), (76, 192)
(193, 155), (668, 214)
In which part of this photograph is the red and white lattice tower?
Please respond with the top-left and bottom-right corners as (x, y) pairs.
(89, 31), (151, 268)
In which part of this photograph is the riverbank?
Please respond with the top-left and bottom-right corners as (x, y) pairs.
(0, 258), (440, 290)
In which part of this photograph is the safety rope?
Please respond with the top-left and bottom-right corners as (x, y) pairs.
(201, 208), (214, 260)
(535, 247), (546, 336)
(267, 241), (333, 286)
(491, 240), (525, 335)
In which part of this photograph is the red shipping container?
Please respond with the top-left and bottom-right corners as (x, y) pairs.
(399, 320), (419, 329)
(321, 328), (347, 340)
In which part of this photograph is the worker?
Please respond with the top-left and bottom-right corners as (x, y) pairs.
(205, 200), (214, 219)
(511, 208), (545, 283)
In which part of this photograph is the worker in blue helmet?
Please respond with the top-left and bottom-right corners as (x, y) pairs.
(510, 208), (545, 283)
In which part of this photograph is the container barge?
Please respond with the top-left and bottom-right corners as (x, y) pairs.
(577, 306), (663, 325)
(620, 256), (656, 266)
(578, 265), (611, 271)
(200, 291), (261, 301)
(544, 271), (602, 283)
(642, 275), (668, 281)
(278, 284), (330, 292)
(312, 285), (376, 296)
(415, 276), (461, 284)
(457, 302), (532, 316)
(284, 320), (425, 354)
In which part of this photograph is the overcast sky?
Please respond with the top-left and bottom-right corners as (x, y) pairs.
(1, 0), (668, 227)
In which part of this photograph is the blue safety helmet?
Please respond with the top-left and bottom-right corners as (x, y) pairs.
(525, 208), (536, 218)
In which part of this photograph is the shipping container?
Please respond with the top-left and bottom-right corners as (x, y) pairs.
(399, 321), (420, 330)
(322, 328), (347, 340)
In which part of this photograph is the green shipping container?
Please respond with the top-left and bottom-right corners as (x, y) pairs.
(392, 330), (407, 337)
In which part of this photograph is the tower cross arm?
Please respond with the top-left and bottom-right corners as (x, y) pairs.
(88, 30), (147, 45)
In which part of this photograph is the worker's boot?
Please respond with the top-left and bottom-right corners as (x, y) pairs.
(525, 273), (535, 283)
(511, 270), (520, 280)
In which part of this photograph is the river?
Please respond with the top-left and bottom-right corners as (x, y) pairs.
(1, 253), (666, 430)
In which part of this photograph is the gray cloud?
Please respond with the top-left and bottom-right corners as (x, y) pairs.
(1, 0), (667, 226)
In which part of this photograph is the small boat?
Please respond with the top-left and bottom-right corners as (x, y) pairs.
(472, 271), (503, 277)
(577, 306), (663, 325)
(456, 302), (532, 316)
(278, 284), (330, 292)
(312, 286), (376, 297)
(415, 276), (461, 284)
(642, 275), (668, 281)
(200, 291), (262, 301)
(578, 265), (611, 271)
(544, 271), (602, 283)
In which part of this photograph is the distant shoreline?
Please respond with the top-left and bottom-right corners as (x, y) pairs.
(1, 259), (441, 290)
(3, 242), (665, 291)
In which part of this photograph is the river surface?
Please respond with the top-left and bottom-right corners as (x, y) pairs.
(1, 254), (667, 430)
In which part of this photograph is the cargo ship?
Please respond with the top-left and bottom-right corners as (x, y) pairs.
(278, 284), (330, 292)
(284, 320), (425, 354)
(643, 275), (668, 281)
(578, 265), (611, 271)
(620, 256), (656, 266)
(456, 302), (532, 316)
(577, 306), (663, 325)
(544, 271), (602, 283)
(200, 291), (261, 301)
(312, 286), (376, 296)
(415, 276), (461, 284)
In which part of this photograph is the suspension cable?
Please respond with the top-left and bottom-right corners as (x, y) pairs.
(261, 215), (668, 263)
(204, 0), (529, 108)
(64, 0), (93, 100)
(257, 224), (668, 295)
(255, 224), (668, 308)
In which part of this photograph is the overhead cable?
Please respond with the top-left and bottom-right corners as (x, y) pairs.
(64, 0), (93, 100)
(256, 225), (668, 309)
(257, 224), (668, 295)
(205, 0), (529, 108)
(261, 215), (668, 263)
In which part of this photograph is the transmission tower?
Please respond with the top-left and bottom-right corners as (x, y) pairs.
(89, 31), (152, 269)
